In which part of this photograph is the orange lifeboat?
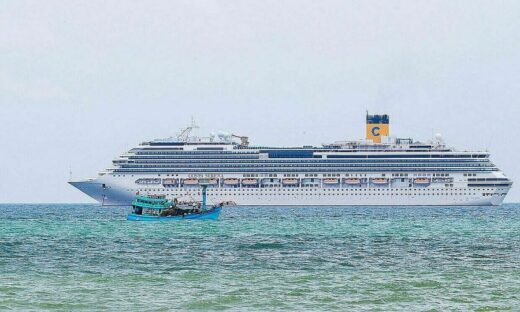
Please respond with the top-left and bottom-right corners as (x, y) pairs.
(183, 178), (199, 185)
(371, 178), (388, 184)
(242, 178), (258, 185)
(344, 178), (361, 185)
(323, 178), (340, 184)
(282, 178), (299, 185)
(224, 178), (239, 185)
(414, 178), (431, 184)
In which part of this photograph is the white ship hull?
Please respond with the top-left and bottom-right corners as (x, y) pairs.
(70, 177), (510, 206)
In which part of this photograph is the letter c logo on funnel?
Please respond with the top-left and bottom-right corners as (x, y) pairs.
(371, 126), (380, 136)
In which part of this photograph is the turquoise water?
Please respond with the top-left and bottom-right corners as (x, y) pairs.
(1, 204), (520, 311)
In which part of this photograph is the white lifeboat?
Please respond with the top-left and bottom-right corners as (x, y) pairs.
(414, 178), (431, 184)
(199, 178), (218, 185)
(323, 178), (340, 184)
(282, 178), (299, 185)
(183, 178), (199, 185)
(344, 178), (361, 185)
(371, 178), (388, 184)
(224, 178), (239, 185)
(136, 178), (161, 185)
(162, 178), (177, 185)
(242, 178), (259, 185)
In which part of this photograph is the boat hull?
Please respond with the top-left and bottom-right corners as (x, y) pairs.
(127, 207), (222, 221)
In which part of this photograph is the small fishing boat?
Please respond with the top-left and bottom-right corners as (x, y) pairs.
(128, 185), (221, 221)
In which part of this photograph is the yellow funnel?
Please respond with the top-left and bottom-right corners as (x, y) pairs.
(366, 114), (389, 143)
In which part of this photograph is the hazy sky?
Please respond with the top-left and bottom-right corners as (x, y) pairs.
(1, 0), (519, 203)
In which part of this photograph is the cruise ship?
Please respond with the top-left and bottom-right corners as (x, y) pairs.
(70, 114), (512, 206)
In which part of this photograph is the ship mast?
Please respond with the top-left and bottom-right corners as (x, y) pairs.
(177, 116), (199, 142)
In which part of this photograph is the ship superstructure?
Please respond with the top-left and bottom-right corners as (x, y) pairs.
(70, 115), (512, 206)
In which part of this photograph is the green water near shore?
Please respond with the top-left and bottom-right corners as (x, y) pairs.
(1, 204), (520, 311)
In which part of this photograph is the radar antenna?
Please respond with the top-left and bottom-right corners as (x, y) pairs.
(177, 116), (199, 141)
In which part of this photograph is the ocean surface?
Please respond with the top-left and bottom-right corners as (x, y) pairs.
(1, 204), (520, 311)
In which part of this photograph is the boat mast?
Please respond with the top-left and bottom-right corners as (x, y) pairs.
(201, 185), (207, 211)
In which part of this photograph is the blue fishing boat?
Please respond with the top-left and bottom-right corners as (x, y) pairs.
(127, 184), (222, 221)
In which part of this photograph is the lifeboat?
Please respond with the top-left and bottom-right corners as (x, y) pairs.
(199, 178), (218, 185)
(136, 178), (161, 185)
(183, 178), (199, 185)
(282, 178), (299, 185)
(344, 178), (361, 185)
(414, 178), (431, 184)
(242, 178), (259, 185)
(224, 178), (239, 185)
(323, 178), (340, 184)
(162, 178), (178, 186)
(371, 178), (388, 184)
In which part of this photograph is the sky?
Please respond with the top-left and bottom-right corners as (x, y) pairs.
(0, 0), (519, 203)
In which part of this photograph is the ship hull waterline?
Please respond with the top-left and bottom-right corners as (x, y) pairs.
(70, 181), (510, 207)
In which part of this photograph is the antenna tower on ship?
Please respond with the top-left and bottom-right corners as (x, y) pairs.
(177, 116), (199, 141)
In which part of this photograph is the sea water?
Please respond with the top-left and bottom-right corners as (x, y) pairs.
(1, 204), (520, 311)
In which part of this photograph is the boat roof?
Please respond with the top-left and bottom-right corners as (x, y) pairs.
(133, 196), (170, 209)
(135, 195), (167, 202)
